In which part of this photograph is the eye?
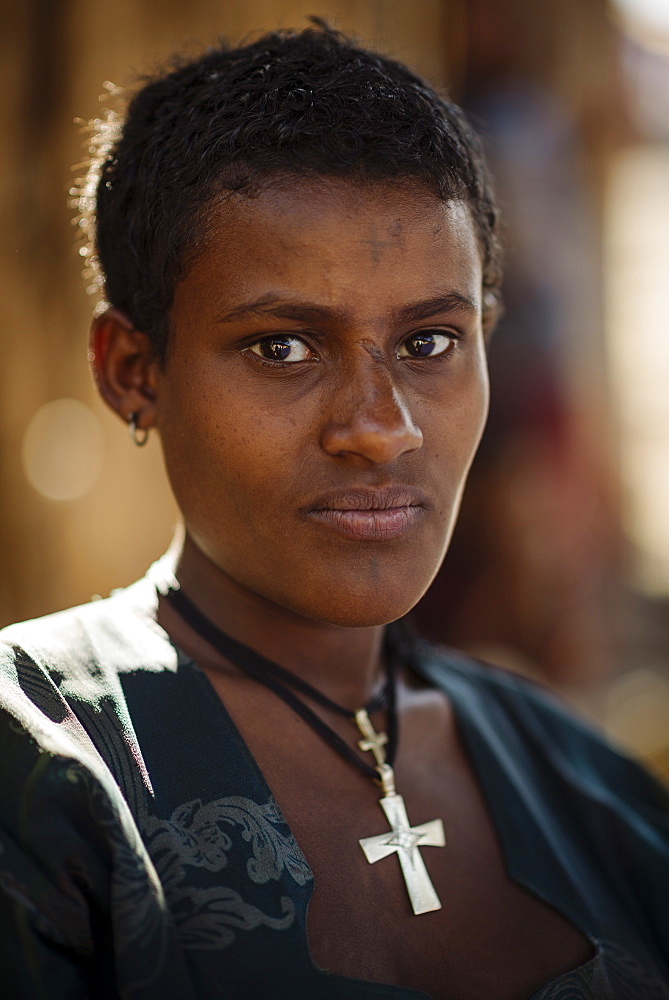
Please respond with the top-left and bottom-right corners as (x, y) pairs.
(248, 336), (316, 364)
(397, 331), (456, 360)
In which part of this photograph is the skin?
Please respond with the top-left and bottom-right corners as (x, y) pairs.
(94, 178), (488, 703)
(92, 178), (592, 998)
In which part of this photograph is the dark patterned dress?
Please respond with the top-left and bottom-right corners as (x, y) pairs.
(0, 561), (667, 999)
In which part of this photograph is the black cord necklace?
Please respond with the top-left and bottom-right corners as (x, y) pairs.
(164, 586), (445, 916)
(166, 585), (397, 780)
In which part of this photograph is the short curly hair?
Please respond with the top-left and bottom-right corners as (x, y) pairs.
(78, 24), (502, 360)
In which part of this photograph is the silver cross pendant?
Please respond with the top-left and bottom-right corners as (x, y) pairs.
(356, 719), (446, 916)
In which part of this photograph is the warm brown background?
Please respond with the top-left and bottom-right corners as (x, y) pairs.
(2, 0), (668, 774)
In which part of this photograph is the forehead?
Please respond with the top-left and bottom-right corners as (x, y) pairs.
(175, 178), (483, 324)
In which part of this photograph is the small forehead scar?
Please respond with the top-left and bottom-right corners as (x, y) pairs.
(357, 339), (386, 363)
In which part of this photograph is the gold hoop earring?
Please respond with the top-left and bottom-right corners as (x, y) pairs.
(128, 412), (150, 447)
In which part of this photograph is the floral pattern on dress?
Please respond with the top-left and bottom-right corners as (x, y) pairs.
(140, 794), (312, 950)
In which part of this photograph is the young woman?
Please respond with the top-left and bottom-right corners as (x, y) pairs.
(1, 26), (667, 1000)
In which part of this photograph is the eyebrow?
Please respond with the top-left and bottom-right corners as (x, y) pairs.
(216, 297), (345, 325)
(395, 292), (478, 324)
(215, 291), (478, 326)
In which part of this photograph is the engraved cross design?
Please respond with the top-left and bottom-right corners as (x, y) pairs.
(359, 777), (446, 915)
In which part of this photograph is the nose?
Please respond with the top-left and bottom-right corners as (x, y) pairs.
(320, 356), (423, 466)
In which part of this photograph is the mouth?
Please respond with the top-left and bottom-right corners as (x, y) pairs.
(304, 486), (431, 541)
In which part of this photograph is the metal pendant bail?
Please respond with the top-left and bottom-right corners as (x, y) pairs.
(375, 763), (397, 797)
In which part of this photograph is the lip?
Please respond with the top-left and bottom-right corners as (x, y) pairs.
(303, 486), (431, 541)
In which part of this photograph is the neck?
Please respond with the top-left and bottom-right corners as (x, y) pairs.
(157, 530), (386, 710)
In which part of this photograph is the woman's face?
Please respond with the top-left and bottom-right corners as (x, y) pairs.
(155, 178), (488, 626)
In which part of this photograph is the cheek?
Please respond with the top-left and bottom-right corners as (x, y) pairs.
(421, 351), (490, 467)
(158, 376), (304, 530)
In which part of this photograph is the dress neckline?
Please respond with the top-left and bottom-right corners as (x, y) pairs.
(175, 642), (599, 1000)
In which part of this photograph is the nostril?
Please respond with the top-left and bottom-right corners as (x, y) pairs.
(321, 405), (423, 465)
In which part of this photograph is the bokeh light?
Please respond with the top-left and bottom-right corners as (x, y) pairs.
(22, 398), (105, 501)
(604, 668), (669, 776)
(613, 0), (669, 34)
(605, 145), (669, 595)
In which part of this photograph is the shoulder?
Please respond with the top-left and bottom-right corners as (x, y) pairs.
(414, 641), (669, 819)
(415, 642), (669, 968)
(0, 555), (179, 709)
(0, 585), (171, 978)
(0, 560), (178, 802)
(1, 562), (173, 684)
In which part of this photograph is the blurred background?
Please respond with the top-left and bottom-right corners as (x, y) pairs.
(1, 0), (668, 777)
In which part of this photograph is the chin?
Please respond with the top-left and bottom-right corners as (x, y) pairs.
(266, 536), (452, 629)
(317, 607), (413, 629)
(296, 576), (435, 629)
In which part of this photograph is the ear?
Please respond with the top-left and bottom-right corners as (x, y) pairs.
(482, 290), (504, 346)
(89, 308), (159, 431)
